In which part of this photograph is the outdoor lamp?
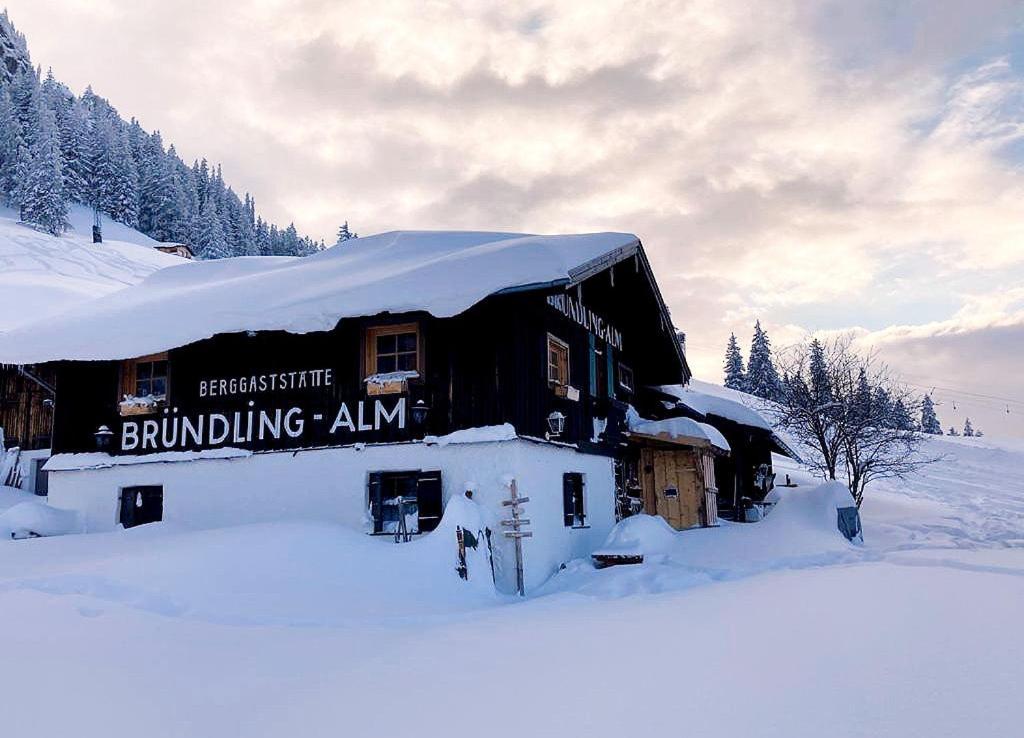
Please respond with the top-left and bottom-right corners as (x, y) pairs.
(94, 425), (114, 451)
(411, 400), (430, 426)
(546, 410), (566, 438)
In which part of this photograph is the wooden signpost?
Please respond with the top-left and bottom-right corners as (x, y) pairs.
(501, 479), (531, 597)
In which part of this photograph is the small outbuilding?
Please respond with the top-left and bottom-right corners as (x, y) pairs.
(655, 381), (801, 521)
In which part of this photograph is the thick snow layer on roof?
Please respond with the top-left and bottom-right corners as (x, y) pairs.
(0, 205), (178, 331)
(659, 380), (772, 430)
(629, 415), (731, 452)
(0, 229), (638, 363)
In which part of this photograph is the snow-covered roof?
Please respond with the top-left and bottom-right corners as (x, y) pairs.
(659, 380), (803, 462)
(0, 230), (640, 364)
(628, 416), (731, 453)
(659, 381), (773, 430)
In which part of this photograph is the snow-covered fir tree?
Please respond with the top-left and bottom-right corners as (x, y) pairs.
(20, 99), (67, 234)
(337, 221), (357, 242)
(723, 333), (746, 391)
(872, 387), (894, 427)
(746, 320), (781, 400)
(808, 338), (832, 408)
(891, 399), (915, 431)
(963, 418), (974, 437)
(947, 426), (960, 437)
(921, 394), (942, 435)
(0, 11), (319, 258)
(0, 87), (23, 204)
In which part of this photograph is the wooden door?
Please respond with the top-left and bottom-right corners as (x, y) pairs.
(641, 448), (703, 530)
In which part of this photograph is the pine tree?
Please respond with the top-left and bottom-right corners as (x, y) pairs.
(891, 399), (915, 431)
(41, 68), (87, 202)
(808, 338), (831, 408)
(947, 426), (959, 437)
(746, 321), (781, 400)
(195, 198), (230, 259)
(963, 418), (974, 437)
(137, 132), (178, 240)
(20, 101), (68, 235)
(872, 387), (894, 428)
(921, 394), (942, 435)
(337, 221), (357, 242)
(723, 333), (746, 391)
(0, 88), (24, 205)
(853, 367), (872, 424)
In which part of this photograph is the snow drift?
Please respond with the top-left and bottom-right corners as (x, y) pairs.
(547, 481), (860, 597)
(0, 230), (639, 363)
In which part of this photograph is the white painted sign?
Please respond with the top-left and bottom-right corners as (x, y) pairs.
(546, 293), (623, 350)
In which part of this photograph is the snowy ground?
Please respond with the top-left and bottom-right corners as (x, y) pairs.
(1, 432), (1022, 737)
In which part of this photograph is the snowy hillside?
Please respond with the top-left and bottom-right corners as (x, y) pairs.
(0, 205), (180, 331)
(1, 430), (1022, 736)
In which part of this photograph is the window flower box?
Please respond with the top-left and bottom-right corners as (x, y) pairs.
(364, 370), (419, 396)
(119, 394), (167, 417)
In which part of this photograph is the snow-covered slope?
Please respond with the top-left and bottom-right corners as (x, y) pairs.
(1, 431), (1022, 736)
(0, 230), (639, 363)
(0, 206), (180, 331)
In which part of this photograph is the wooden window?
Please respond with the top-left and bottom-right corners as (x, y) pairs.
(617, 362), (634, 394)
(365, 323), (420, 377)
(120, 353), (169, 401)
(563, 472), (586, 527)
(367, 470), (443, 535)
(547, 334), (569, 388)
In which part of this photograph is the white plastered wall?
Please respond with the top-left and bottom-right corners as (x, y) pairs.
(46, 438), (614, 591)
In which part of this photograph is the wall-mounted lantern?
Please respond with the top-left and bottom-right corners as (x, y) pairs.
(546, 410), (566, 439)
(411, 400), (431, 426)
(94, 425), (114, 451)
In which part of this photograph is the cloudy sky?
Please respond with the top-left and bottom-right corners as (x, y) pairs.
(9, 0), (1024, 436)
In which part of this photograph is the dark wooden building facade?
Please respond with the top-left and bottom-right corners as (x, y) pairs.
(0, 364), (54, 450)
(51, 249), (688, 460)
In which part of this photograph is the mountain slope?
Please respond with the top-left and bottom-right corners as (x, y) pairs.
(0, 205), (181, 332)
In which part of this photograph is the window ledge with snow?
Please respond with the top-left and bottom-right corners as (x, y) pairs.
(118, 394), (167, 416)
(364, 370), (419, 396)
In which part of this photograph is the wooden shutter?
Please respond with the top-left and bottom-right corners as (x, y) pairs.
(563, 473), (583, 527)
(367, 472), (384, 534)
(416, 471), (443, 532)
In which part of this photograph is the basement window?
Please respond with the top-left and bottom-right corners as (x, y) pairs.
(119, 485), (163, 529)
(563, 472), (587, 528)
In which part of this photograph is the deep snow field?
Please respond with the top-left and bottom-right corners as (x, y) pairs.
(1, 432), (1023, 737)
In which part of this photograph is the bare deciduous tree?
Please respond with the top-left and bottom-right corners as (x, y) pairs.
(774, 335), (938, 507)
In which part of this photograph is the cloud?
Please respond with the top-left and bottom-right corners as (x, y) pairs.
(6, 0), (1024, 434)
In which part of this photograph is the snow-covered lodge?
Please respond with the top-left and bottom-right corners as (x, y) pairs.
(0, 231), (787, 589)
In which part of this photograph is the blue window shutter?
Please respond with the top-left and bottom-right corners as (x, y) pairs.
(606, 347), (615, 398)
(588, 334), (597, 394)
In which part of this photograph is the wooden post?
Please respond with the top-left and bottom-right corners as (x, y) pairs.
(501, 479), (532, 597)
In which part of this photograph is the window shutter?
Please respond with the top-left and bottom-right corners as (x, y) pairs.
(367, 472), (384, 533)
(606, 347), (615, 398)
(417, 471), (443, 533)
(588, 334), (597, 395)
(563, 473), (584, 527)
